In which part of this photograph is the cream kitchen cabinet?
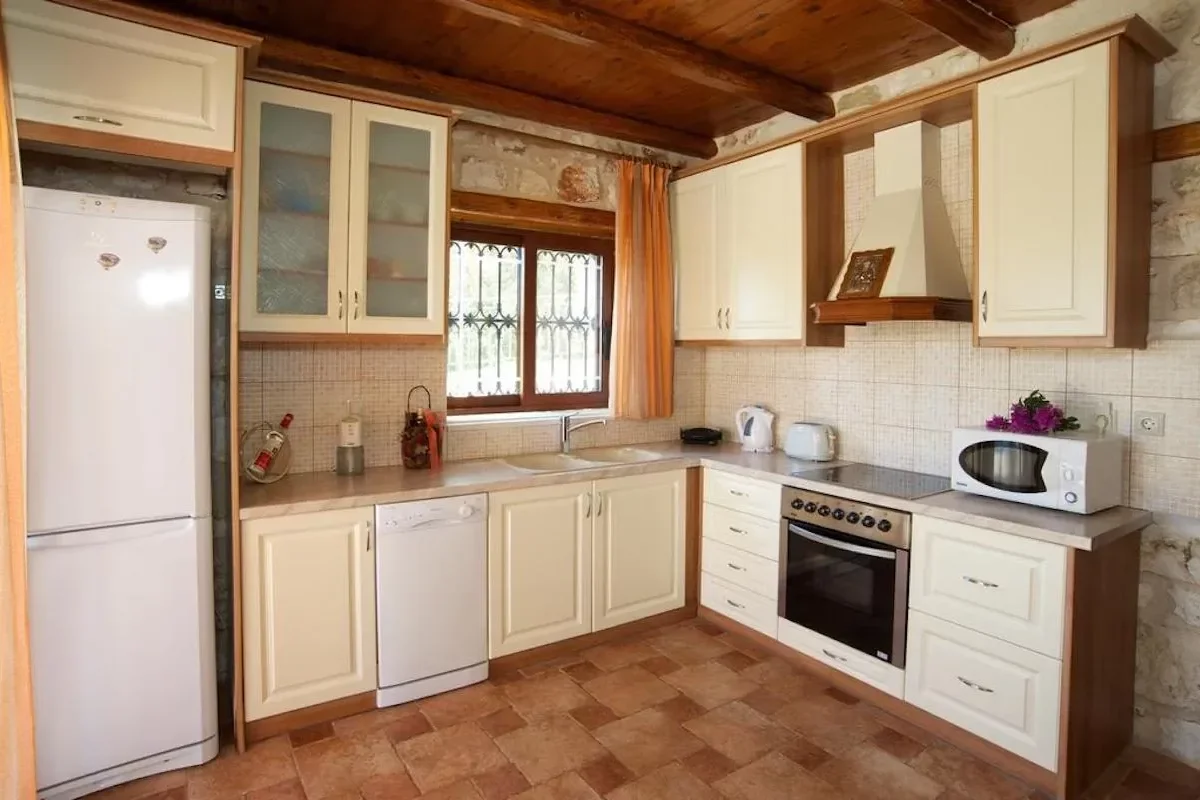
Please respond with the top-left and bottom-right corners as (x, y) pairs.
(671, 143), (804, 342)
(4, 0), (238, 152)
(241, 506), (376, 722)
(488, 470), (687, 657)
(239, 81), (448, 338)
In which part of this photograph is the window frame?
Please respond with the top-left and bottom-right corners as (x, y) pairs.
(447, 224), (615, 414)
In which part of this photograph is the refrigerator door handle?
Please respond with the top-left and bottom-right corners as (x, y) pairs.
(27, 521), (190, 549)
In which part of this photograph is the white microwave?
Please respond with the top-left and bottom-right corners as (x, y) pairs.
(951, 426), (1125, 514)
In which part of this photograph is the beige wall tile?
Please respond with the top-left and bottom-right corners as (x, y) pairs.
(838, 381), (875, 426)
(875, 384), (914, 428)
(239, 344), (263, 382)
(959, 341), (1009, 389)
(1132, 397), (1200, 460)
(913, 386), (957, 432)
(263, 381), (314, 431)
(312, 345), (362, 382)
(262, 344), (313, 382)
(873, 425), (914, 471)
(1131, 454), (1200, 518)
(313, 381), (360, 427)
(1009, 348), (1067, 394)
(912, 431), (952, 477)
(1066, 349), (1134, 395)
(913, 339), (960, 387)
(873, 341), (916, 386)
(1134, 341), (1200, 400)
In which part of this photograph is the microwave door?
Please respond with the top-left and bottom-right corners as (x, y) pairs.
(958, 440), (1050, 493)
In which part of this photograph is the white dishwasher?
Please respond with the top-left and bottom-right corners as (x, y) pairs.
(376, 494), (489, 707)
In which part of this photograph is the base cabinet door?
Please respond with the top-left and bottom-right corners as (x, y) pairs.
(593, 470), (686, 631)
(489, 483), (592, 657)
(242, 507), (376, 722)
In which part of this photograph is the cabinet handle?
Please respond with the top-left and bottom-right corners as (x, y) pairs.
(723, 308), (731, 329)
(957, 676), (995, 694)
(962, 575), (999, 589)
(727, 526), (747, 536)
(716, 308), (723, 330)
(726, 599), (746, 610)
(354, 290), (360, 319)
(981, 290), (988, 323)
(726, 562), (746, 571)
(822, 648), (848, 663)
(73, 114), (122, 127)
(338, 290), (344, 320)
(366, 522), (372, 552)
(584, 493), (592, 518)
(596, 493), (604, 517)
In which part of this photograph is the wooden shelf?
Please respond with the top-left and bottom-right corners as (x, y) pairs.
(812, 297), (972, 324)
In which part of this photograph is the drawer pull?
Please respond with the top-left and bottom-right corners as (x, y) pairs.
(821, 648), (848, 663)
(728, 526), (747, 535)
(728, 489), (749, 497)
(726, 599), (746, 610)
(73, 114), (123, 126)
(962, 575), (1000, 589)
(957, 676), (995, 694)
(726, 562), (746, 571)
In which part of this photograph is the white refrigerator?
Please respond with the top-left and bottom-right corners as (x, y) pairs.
(24, 187), (218, 800)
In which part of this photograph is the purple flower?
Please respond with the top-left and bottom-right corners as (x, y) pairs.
(1009, 405), (1038, 434)
(982, 390), (1081, 434)
(1033, 405), (1062, 433)
(985, 415), (1009, 431)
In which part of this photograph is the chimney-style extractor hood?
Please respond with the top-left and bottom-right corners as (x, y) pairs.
(813, 121), (971, 324)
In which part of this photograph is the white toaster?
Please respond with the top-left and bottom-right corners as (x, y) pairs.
(784, 423), (836, 461)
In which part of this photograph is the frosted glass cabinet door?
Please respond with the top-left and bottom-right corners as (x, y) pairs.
(240, 82), (351, 333)
(347, 102), (448, 335)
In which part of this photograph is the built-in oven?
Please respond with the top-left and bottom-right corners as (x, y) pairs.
(779, 487), (910, 668)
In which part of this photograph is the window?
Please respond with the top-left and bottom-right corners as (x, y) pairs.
(447, 226), (614, 413)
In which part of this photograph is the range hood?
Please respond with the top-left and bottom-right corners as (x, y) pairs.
(813, 121), (971, 324)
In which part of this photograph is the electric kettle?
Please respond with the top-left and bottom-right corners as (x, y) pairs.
(735, 405), (775, 453)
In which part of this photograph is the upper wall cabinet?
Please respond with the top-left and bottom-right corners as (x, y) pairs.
(672, 143), (805, 343)
(239, 81), (448, 338)
(976, 38), (1156, 348)
(4, 0), (237, 153)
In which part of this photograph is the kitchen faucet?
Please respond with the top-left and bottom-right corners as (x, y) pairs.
(561, 413), (607, 454)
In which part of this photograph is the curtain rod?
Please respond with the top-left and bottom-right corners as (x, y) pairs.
(453, 119), (689, 170)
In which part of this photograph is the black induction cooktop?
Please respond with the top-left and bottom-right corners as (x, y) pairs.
(790, 463), (951, 501)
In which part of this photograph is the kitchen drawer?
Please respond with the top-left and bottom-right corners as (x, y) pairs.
(777, 617), (904, 699)
(906, 610), (1061, 771)
(911, 516), (1067, 658)
(703, 502), (780, 562)
(702, 538), (778, 601)
(704, 469), (781, 520)
(701, 573), (777, 638)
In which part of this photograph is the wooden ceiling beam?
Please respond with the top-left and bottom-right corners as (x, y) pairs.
(429, 0), (835, 121)
(257, 37), (716, 158)
(877, 0), (1016, 60)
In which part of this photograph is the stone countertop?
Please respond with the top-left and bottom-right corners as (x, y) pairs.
(239, 440), (1151, 550)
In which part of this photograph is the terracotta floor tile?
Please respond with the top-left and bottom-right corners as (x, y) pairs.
(288, 721), (335, 749)
(582, 641), (660, 672)
(683, 701), (794, 765)
(716, 650), (758, 673)
(592, 708), (706, 775)
(1110, 768), (1197, 800)
(776, 736), (833, 772)
(504, 672), (593, 719)
(607, 762), (721, 800)
(860, 707), (940, 747)
(740, 687), (787, 716)
(562, 662), (605, 684)
(654, 694), (707, 724)
(489, 670), (526, 687)
(332, 703), (422, 738)
(421, 683), (511, 729)
(636, 655), (682, 677)
(134, 789), (185, 800)
(243, 779), (307, 800)
(814, 742), (943, 800)
(682, 746), (740, 783)
(472, 764), (531, 800)
(772, 690), (883, 754)
(384, 712), (434, 745)
(582, 664), (679, 716)
(478, 707), (528, 739)
(569, 702), (620, 731)
(188, 736), (298, 800)
(90, 769), (187, 800)
(715, 632), (772, 662)
(871, 726), (928, 762)
(419, 782), (485, 800)
(509, 772), (601, 800)
(494, 714), (607, 785)
(292, 729), (407, 800)
(662, 662), (757, 709)
(358, 771), (421, 800)
(909, 742), (1030, 800)
(394, 722), (509, 793)
(693, 620), (725, 636)
(714, 752), (844, 800)
(741, 657), (829, 698)
(520, 655), (585, 678)
(577, 755), (635, 795)
(822, 686), (860, 706)
(646, 626), (732, 665)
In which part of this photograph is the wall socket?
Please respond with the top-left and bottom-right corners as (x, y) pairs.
(1135, 410), (1166, 436)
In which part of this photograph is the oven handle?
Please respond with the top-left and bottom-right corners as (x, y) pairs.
(788, 523), (896, 561)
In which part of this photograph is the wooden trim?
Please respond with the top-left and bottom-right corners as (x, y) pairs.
(257, 37), (716, 158)
(244, 691), (375, 743)
(699, 607), (1059, 796)
(450, 191), (615, 239)
(16, 120), (235, 170)
(977, 335), (1116, 349)
(674, 339), (806, 347)
(812, 297), (972, 324)
(673, 16), (1174, 179)
(684, 468), (701, 609)
(971, 92), (981, 346)
(49, 0), (262, 48)
(247, 67), (457, 119)
(876, 0), (1015, 59)
(458, 120), (685, 168)
(803, 142), (846, 348)
(1056, 532), (1142, 799)
(238, 332), (445, 346)
(230, 53), (247, 755)
(430, 0), (833, 121)
(1153, 120), (1200, 162)
(489, 606), (697, 677)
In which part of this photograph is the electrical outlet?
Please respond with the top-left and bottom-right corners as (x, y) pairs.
(1135, 410), (1165, 437)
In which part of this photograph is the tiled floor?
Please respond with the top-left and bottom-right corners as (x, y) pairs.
(90, 619), (1200, 800)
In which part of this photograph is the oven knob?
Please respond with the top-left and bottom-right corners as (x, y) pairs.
(818, 505), (831, 516)
(861, 515), (876, 528)
(831, 508), (845, 520)
(846, 512), (860, 524)
(877, 519), (892, 533)
(804, 502), (818, 513)
(791, 499), (804, 510)
(1064, 491), (1078, 505)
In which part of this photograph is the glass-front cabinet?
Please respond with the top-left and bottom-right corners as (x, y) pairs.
(239, 81), (448, 337)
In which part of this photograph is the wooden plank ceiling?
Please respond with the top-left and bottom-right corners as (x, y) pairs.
(141, 0), (1075, 156)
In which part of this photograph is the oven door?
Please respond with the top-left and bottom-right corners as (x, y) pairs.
(781, 520), (909, 668)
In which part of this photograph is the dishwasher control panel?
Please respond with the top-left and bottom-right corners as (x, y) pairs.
(376, 493), (488, 531)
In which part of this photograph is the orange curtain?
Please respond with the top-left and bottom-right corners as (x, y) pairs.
(0, 20), (36, 800)
(612, 160), (674, 419)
